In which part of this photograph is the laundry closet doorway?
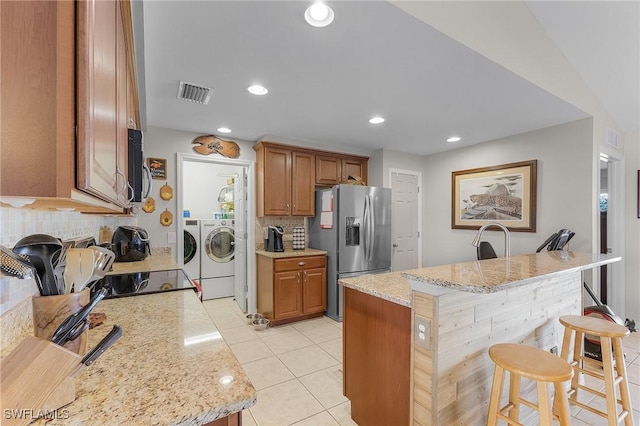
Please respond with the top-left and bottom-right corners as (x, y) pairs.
(176, 153), (255, 313)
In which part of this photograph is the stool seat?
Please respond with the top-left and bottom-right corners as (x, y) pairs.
(487, 343), (573, 426)
(559, 315), (634, 425)
(489, 343), (573, 383)
(560, 315), (630, 338)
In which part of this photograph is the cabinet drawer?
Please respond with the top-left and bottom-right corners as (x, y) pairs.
(274, 256), (326, 272)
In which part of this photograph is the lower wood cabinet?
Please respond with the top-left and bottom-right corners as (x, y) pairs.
(257, 254), (326, 326)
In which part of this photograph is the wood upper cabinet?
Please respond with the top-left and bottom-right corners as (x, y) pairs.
(315, 154), (368, 186)
(254, 142), (315, 217)
(0, 0), (138, 212)
(77, 0), (130, 207)
(257, 254), (327, 326)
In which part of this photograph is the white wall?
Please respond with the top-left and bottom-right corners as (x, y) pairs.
(625, 132), (640, 322)
(137, 126), (255, 257)
(182, 162), (243, 220)
(421, 119), (593, 266)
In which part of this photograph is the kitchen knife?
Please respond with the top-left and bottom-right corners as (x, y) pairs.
(51, 288), (107, 346)
(71, 325), (122, 376)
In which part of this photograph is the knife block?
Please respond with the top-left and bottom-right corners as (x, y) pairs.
(32, 289), (89, 355)
(0, 336), (81, 426)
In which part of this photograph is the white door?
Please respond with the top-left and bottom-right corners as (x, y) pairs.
(233, 169), (248, 312)
(390, 170), (421, 271)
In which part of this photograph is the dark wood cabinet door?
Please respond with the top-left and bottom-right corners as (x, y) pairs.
(263, 147), (291, 216)
(342, 158), (367, 184)
(274, 271), (302, 320)
(115, 1), (129, 205)
(316, 155), (341, 186)
(291, 151), (315, 216)
(302, 267), (326, 314)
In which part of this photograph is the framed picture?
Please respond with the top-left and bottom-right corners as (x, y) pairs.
(147, 157), (167, 180)
(451, 160), (537, 232)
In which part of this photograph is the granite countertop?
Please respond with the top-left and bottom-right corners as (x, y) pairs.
(256, 248), (327, 259)
(403, 251), (621, 294)
(108, 255), (178, 275)
(43, 290), (256, 425)
(339, 272), (411, 307)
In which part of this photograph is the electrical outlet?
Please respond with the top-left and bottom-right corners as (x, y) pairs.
(167, 231), (177, 244)
(414, 315), (431, 350)
(550, 346), (558, 355)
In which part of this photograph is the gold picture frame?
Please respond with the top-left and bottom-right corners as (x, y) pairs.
(451, 160), (537, 232)
(147, 157), (167, 180)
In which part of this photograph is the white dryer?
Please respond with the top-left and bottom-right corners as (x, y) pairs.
(183, 218), (200, 282)
(200, 219), (235, 300)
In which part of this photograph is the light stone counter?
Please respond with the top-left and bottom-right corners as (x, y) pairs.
(108, 255), (178, 275)
(403, 251), (621, 294)
(339, 272), (411, 307)
(43, 290), (256, 425)
(256, 248), (327, 259)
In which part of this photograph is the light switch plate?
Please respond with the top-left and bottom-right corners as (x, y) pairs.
(167, 231), (176, 243)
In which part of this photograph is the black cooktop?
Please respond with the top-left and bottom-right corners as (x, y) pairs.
(91, 269), (197, 299)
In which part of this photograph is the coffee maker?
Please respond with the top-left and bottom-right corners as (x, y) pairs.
(264, 226), (284, 252)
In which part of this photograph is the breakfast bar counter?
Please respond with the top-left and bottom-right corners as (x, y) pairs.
(45, 290), (256, 425)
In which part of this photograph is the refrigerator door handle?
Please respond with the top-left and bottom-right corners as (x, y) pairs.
(369, 195), (375, 261)
(363, 195), (370, 261)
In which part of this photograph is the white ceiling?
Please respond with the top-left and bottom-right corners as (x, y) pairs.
(141, 1), (637, 156)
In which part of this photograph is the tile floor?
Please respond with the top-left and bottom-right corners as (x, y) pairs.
(203, 298), (640, 426)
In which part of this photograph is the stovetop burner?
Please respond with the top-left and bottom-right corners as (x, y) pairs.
(91, 269), (196, 299)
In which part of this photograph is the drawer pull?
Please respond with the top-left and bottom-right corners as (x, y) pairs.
(298, 261), (306, 266)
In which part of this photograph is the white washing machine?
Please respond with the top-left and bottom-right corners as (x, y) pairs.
(183, 219), (200, 282)
(200, 219), (235, 300)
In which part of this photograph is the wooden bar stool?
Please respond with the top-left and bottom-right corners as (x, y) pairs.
(487, 343), (573, 426)
(559, 315), (633, 426)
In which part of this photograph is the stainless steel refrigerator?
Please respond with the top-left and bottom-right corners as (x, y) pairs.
(308, 184), (392, 321)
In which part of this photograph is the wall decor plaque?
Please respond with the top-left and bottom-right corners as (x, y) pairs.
(160, 184), (173, 200)
(147, 158), (167, 180)
(192, 135), (240, 158)
(451, 160), (537, 232)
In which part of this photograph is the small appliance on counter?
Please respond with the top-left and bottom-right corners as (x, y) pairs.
(264, 226), (284, 252)
(111, 226), (150, 262)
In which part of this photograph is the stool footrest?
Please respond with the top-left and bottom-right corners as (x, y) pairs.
(568, 395), (628, 423)
(496, 412), (525, 426)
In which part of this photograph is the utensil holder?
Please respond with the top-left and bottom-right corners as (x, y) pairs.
(0, 336), (81, 426)
(32, 289), (90, 355)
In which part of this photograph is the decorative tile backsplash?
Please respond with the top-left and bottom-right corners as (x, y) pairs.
(0, 207), (135, 315)
(255, 217), (307, 250)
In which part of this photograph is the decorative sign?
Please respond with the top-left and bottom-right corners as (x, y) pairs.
(147, 157), (167, 180)
(160, 184), (173, 200)
(160, 209), (173, 226)
(142, 196), (156, 213)
(192, 135), (240, 158)
(451, 160), (537, 232)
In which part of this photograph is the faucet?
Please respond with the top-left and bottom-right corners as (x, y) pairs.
(472, 222), (511, 257)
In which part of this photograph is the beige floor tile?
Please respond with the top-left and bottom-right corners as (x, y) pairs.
(220, 324), (261, 345)
(202, 303), (239, 319)
(261, 329), (314, 355)
(627, 360), (640, 385)
(327, 401), (358, 426)
(278, 345), (340, 377)
(249, 380), (324, 426)
(241, 409), (257, 426)
(319, 338), (343, 363)
(256, 323), (297, 337)
(299, 365), (348, 409)
(212, 313), (249, 331)
(229, 339), (274, 364)
(292, 317), (331, 330)
(296, 322), (343, 344)
(291, 411), (340, 426)
(241, 356), (295, 390)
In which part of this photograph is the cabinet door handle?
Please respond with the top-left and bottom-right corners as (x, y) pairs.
(297, 272), (300, 282)
(298, 261), (306, 266)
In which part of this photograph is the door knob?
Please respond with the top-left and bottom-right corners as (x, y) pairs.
(392, 243), (398, 248)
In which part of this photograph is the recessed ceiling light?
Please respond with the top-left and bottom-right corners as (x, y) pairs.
(247, 85), (268, 96)
(304, 2), (334, 27)
(369, 116), (385, 124)
(447, 136), (461, 143)
(217, 127), (231, 134)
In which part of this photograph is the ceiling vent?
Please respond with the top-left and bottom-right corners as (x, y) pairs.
(177, 81), (213, 104)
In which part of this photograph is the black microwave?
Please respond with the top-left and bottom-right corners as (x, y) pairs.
(127, 129), (151, 202)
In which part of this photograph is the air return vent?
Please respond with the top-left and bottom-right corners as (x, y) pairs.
(177, 81), (213, 104)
